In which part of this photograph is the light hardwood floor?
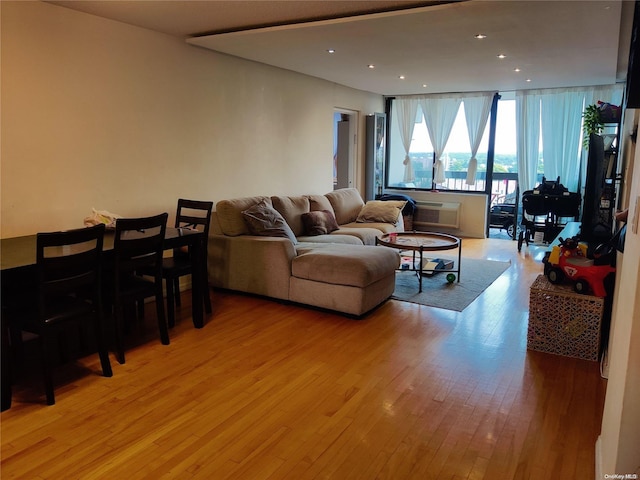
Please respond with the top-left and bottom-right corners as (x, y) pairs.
(1, 238), (606, 480)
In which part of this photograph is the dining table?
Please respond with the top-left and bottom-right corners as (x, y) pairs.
(1, 226), (208, 411)
(0, 226), (207, 329)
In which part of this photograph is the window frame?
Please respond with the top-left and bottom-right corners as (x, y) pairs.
(384, 93), (500, 195)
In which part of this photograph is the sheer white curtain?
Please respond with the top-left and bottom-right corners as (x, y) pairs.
(540, 89), (584, 191)
(394, 98), (420, 183)
(420, 96), (461, 184)
(462, 92), (495, 185)
(516, 91), (541, 191)
(517, 84), (625, 193)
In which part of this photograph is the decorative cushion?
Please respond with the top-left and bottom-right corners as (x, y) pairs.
(356, 200), (406, 224)
(271, 196), (310, 237)
(324, 188), (365, 225)
(301, 210), (339, 236)
(241, 199), (298, 244)
(216, 196), (271, 236)
(307, 194), (334, 214)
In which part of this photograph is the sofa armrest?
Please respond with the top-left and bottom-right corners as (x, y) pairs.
(208, 234), (296, 300)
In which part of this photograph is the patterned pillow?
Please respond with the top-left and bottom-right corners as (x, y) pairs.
(241, 199), (298, 244)
(301, 210), (340, 236)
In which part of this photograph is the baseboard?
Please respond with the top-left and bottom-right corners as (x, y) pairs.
(595, 435), (603, 480)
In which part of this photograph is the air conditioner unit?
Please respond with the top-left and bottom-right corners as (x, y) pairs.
(413, 201), (461, 229)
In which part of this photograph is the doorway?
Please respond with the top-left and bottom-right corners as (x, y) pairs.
(333, 109), (358, 190)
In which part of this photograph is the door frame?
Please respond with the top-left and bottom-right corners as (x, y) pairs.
(334, 108), (359, 190)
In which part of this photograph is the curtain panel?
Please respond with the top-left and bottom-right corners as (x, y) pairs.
(392, 91), (496, 188)
(516, 91), (541, 192)
(516, 84), (625, 193)
(420, 96), (462, 184)
(394, 98), (420, 183)
(461, 93), (494, 185)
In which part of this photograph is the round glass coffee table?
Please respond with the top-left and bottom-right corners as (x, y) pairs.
(376, 231), (461, 293)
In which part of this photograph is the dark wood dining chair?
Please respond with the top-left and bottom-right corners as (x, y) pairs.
(111, 213), (169, 364)
(162, 199), (213, 328)
(12, 223), (112, 405)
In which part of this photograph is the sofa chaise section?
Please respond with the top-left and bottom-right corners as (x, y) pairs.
(207, 189), (404, 315)
(290, 243), (400, 316)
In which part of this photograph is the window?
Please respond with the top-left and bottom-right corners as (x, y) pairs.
(387, 95), (496, 192)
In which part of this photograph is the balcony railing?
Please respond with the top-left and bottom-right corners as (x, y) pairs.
(404, 171), (520, 206)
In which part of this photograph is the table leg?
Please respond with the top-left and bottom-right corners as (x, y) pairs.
(190, 236), (204, 329)
(1, 319), (12, 411)
(418, 246), (423, 293)
(457, 238), (462, 282)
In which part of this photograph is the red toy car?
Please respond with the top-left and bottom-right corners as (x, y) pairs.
(542, 236), (615, 297)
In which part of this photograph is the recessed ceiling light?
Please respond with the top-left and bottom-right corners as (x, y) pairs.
(398, 75), (405, 80)
(497, 54), (506, 59)
(327, 49), (335, 54)
(422, 84), (428, 88)
(526, 78), (532, 82)
(367, 64), (375, 69)
(514, 68), (521, 72)
(475, 34), (487, 39)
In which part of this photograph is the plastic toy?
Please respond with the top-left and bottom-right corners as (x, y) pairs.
(542, 235), (615, 297)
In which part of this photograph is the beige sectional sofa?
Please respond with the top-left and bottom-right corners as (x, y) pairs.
(208, 188), (404, 316)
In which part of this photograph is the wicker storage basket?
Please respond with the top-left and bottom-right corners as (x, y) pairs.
(527, 275), (603, 361)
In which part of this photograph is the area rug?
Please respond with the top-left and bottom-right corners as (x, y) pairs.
(392, 257), (511, 311)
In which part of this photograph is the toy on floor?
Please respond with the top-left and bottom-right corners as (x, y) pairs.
(542, 235), (615, 297)
(400, 256), (453, 277)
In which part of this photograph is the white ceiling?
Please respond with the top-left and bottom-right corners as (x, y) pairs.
(48, 0), (633, 96)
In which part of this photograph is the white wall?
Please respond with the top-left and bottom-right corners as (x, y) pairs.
(598, 110), (640, 477)
(0, 1), (383, 237)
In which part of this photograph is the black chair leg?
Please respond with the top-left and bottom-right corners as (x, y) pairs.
(39, 336), (55, 406)
(166, 278), (176, 329)
(2, 323), (13, 411)
(174, 278), (181, 307)
(155, 293), (170, 345)
(94, 317), (113, 377)
(9, 327), (25, 373)
(114, 305), (126, 365)
(58, 333), (69, 364)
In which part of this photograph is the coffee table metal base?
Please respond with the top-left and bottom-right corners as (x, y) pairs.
(376, 231), (461, 293)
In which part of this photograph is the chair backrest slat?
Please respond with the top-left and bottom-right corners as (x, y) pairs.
(175, 199), (213, 235)
(113, 213), (168, 291)
(36, 224), (105, 320)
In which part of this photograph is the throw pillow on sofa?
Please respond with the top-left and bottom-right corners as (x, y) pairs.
(271, 195), (310, 237)
(242, 199), (298, 244)
(301, 210), (340, 236)
(325, 188), (365, 225)
(356, 200), (406, 224)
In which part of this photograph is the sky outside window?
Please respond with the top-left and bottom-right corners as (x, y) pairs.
(410, 99), (516, 156)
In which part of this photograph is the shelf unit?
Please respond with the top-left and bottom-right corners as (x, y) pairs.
(581, 123), (620, 244)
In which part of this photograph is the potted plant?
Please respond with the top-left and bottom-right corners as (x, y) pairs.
(582, 103), (604, 147)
